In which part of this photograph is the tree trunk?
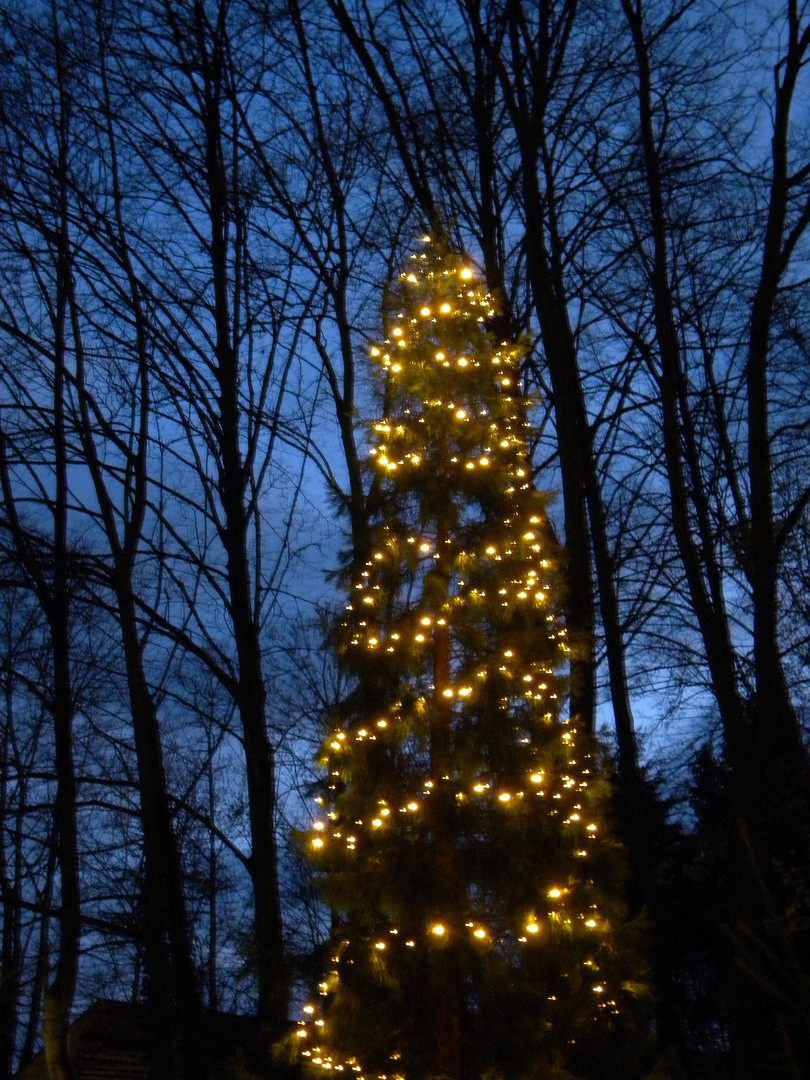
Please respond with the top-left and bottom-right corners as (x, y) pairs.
(116, 583), (202, 1080)
(496, 0), (598, 735)
(0, 676), (23, 1080)
(195, 2), (287, 1029)
(472, 0), (642, 776)
(427, 508), (462, 1080)
(41, 23), (80, 1077)
(518, 147), (596, 736)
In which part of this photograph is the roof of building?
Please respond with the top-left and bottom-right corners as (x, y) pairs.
(14, 999), (268, 1080)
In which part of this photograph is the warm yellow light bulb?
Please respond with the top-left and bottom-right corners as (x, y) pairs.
(460, 268), (472, 279)
(431, 924), (445, 936)
(526, 922), (539, 934)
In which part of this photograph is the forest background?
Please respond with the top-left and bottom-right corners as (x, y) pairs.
(1, 1), (809, 1079)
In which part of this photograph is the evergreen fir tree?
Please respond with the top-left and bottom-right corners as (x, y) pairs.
(295, 238), (650, 1080)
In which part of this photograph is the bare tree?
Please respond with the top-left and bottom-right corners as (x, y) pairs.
(0, 9), (83, 1073)
(0, 593), (53, 1080)
(1, 2), (205, 1073)
(609, 0), (810, 1071)
(93, 0), (333, 1035)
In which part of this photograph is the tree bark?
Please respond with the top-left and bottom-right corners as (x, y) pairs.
(116, 583), (203, 1080)
(18, 845), (56, 1071)
(42, 46), (80, 1073)
(0, 672), (24, 1080)
(501, 0), (596, 735)
(426, 493), (462, 1080)
(192, 0), (287, 1031)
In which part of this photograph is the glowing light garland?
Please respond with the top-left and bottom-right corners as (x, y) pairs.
(294, 239), (633, 1080)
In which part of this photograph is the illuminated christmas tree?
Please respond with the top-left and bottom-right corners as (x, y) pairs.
(295, 239), (648, 1080)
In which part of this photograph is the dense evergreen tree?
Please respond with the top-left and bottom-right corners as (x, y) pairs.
(295, 239), (650, 1080)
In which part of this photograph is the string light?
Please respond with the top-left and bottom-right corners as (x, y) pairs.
(296, 240), (633, 1080)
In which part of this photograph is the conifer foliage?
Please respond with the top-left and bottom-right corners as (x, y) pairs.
(296, 239), (647, 1080)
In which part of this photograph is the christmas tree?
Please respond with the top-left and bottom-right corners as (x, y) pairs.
(295, 238), (648, 1080)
